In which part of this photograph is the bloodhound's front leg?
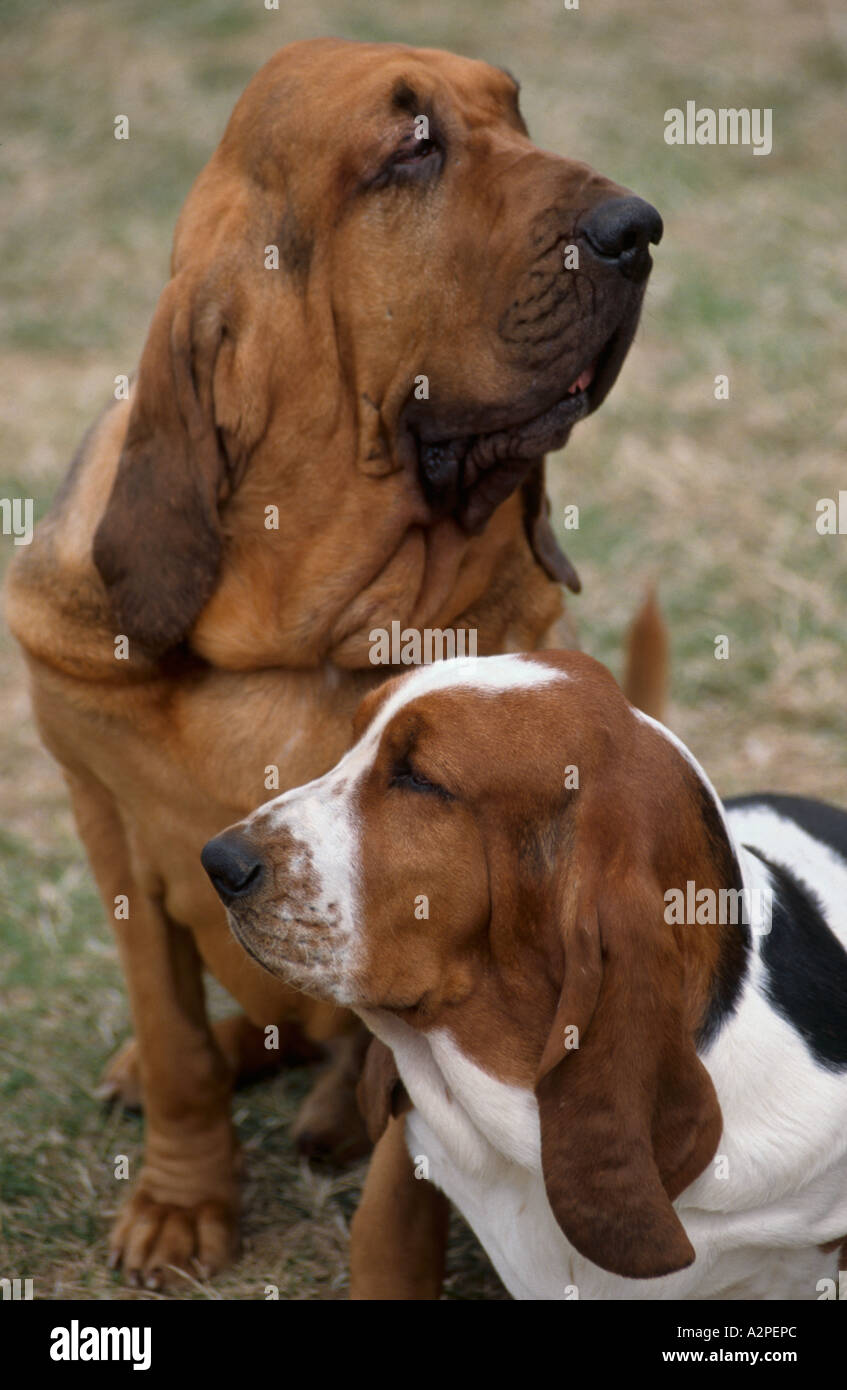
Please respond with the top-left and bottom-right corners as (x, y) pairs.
(67, 772), (241, 1286)
(350, 1115), (449, 1300)
(106, 917), (241, 1285)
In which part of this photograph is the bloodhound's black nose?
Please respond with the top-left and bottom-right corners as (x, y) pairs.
(580, 196), (663, 281)
(201, 831), (264, 903)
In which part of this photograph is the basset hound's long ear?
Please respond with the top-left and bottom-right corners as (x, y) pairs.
(357, 1037), (411, 1144)
(534, 722), (733, 1280)
(93, 273), (229, 653)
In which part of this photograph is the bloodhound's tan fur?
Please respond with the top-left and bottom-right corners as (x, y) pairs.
(5, 37), (657, 1285)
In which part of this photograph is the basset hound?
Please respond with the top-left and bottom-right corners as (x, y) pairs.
(202, 650), (847, 1299)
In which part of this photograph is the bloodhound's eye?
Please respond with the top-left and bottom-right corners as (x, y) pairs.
(392, 136), (438, 164)
(389, 756), (454, 800)
(364, 131), (443, 192)
(383, 132), (443, 183)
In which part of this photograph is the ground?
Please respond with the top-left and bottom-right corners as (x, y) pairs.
(1, 0), (845, 1300)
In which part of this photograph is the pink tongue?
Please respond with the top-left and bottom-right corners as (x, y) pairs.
(575, 365), (594, 391)
(567, 362), (596, 395)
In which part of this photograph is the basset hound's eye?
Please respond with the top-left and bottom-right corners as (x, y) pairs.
(389, 755), (454, 801)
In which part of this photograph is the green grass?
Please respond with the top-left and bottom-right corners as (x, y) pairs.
(1, 0), (846, 1299)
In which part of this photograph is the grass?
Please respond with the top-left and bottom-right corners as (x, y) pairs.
(1, 0), (846, 1298)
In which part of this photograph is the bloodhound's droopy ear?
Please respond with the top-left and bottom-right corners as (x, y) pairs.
(357, 1037), (411, 1144)
(535, 858), (723, 1281)
(521, 461), (581, 594)
(93, 273), (228, 652)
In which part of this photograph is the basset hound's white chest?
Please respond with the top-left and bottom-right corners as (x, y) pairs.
(365, 1011), (846, 1301)
(403, 1106), (839, 1301)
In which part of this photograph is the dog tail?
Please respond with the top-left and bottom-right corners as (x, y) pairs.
(623, 585), (668, 722)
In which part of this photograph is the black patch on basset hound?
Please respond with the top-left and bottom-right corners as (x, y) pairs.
(694, 780), (750, 1051)
(746, 847), (847, 1071)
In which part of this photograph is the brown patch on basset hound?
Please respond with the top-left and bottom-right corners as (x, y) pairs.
(207, 651), (744, 1291)
(352, 654), (731, 1279)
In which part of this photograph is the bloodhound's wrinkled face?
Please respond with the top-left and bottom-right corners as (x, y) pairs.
(274, 46), (661, 524)
(202, 650), (741, 1279)
(93, 39), (661, 657)
(225, 40), (662, 527)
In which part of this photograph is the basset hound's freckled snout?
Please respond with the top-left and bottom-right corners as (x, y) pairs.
(201, 785), (360, 1003)
(201, 829), (266, 905)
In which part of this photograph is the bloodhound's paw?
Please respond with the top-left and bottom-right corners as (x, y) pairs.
(108, 1185), (240, 1289)
(292, 1055), (371, 1164)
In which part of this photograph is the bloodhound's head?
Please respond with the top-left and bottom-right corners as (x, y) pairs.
(94, 39), (661, 663)
(201, 651), (746, 1281)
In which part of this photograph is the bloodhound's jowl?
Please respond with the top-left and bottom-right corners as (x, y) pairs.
(5, 38), (661, 1286)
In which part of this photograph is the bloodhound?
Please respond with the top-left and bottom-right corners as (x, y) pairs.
(5, 38), (661, 1286)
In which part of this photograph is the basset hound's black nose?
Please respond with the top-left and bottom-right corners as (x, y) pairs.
(201, 831), (264, 903)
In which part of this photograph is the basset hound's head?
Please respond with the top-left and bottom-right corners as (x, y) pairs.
(203, 651), (744, 1280)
